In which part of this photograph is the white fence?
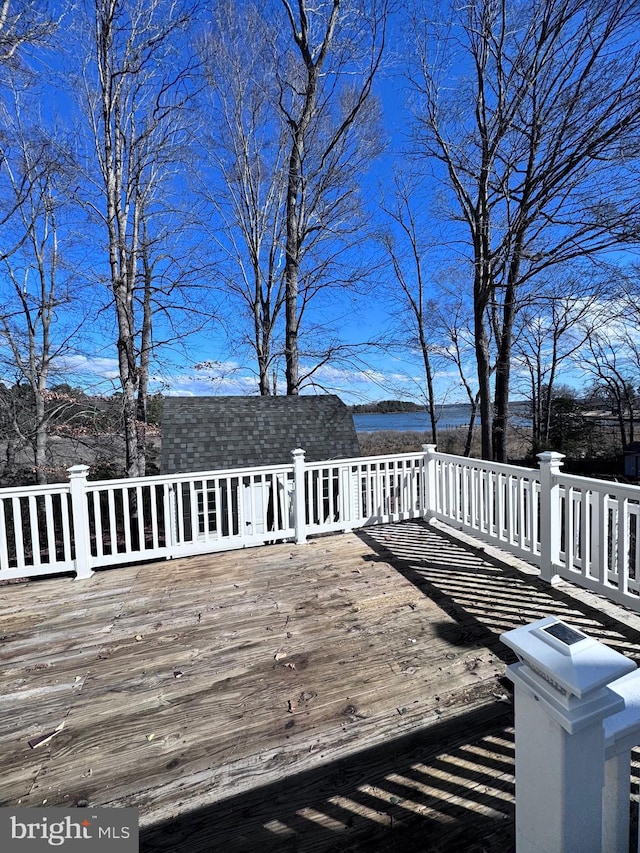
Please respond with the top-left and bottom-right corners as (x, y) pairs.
(427, 447), (640, 612)
(0, 450), (425, 582)
(3, 446), (640, 615)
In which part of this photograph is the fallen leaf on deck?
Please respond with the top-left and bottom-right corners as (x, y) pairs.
(146, 733), (155, 741)
(28, 721), (65, 749)
(274, 650), (287, 661)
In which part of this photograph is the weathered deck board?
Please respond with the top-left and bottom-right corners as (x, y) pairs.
(2, 519), (640, 851)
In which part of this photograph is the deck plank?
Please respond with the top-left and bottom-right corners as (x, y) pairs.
(2, 519), (640, 851)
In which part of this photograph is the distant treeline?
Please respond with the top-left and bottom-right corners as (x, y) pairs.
(349, 400), (424, 414)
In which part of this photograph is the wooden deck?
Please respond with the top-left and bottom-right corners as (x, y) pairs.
(2, 519), (640, 852)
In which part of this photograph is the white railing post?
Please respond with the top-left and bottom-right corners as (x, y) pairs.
(422, 444), (438, 520)
(292, 448), (307, 545)
(67, 464), (94, 580)
(538, 451), (565, 584)
(502, 617), (636, 853)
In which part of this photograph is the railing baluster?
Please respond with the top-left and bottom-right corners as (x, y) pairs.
(149, 485), (159, 549)
(43, 494), (55, 566)
(0, 499), (8, 572)
(27, 496), (39, 568)
(121, 487), (132, 554)
(12, 497), (24, 567)
(106, 488), (117, 555)
(618, 497), (629, 596)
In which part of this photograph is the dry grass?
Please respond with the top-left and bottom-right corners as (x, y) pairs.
(357, 426), (533, 460)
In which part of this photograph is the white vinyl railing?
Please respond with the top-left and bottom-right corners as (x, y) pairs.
(428, 451), (542, 565)
(0, 449), (425, 582)
(303, 452), (425, 537)
(425, 446), (640, 612)
(3, 446), (640, 615)
(555, 475), (640, 609)
(0, 480), (75, 579)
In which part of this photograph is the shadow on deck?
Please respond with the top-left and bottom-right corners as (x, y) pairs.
(141, 700), (514, 853)
(6, 518), (640, 852)
(360, 520), (640, 662)
(141, 519), (640, 853)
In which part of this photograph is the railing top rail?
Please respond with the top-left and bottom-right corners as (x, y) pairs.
(431, 451), (539, 479)
(84, 462), (297, 492)
(557, 470), (640, 498)
(304, 451), (424, 469)
(0, 481), (71, 499)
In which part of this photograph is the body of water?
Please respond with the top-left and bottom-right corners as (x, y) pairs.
(352, 405), (531, 433)
(353, 407), (471, 433)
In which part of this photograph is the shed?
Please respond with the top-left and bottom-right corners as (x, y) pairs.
(160, 394), (359, 474)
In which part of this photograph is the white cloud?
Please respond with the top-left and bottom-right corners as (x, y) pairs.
(160, 361), (259, 397)
(56, 354), (120, 384)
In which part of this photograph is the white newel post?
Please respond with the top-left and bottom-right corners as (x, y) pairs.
(67, 464), (94, 580)
(292, 448), (307, 545)
(502, 617), (636, 853)
(537, 451), (565, 584)
(601, 671), (640, 852)
(422, 444), (437, 520)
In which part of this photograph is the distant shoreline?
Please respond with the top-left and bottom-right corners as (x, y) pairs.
(352, 406), (532, 434)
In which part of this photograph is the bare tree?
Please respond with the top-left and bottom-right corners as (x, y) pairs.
(0, 8), (74, 483)
(0, 126), (81, 482)
(410, 0), (640, 460)
(437, 292), (482, 457)
(199, 0), (287, 395)
(79, 0), (199, 476)
(584, 329), (639, 450)
(278, 0), (389, 394)
(380, 174), (440, 442)
(513, 274), (603, 452)
(0, 1), (55, 69)
(199, 0), (389, 396)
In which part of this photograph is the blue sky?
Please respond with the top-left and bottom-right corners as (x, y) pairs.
(55, 13), (452, 407)
(0, 0), (475, 408)
(6, 0), (626, 410)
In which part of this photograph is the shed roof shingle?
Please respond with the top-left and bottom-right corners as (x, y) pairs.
(160, 395), (359, 474)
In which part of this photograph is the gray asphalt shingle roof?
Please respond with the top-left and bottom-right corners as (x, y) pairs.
(160, 395), (359, 474)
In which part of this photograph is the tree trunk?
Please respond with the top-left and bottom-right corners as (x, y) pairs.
(474, 279), (493, 460)
(419, 326), (438, 444)
(34, 392), (47, 485)
(464, 397), (479, 457)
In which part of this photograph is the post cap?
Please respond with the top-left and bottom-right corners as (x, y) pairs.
(536, 451), (565, 466)
(67, 464), (90, 478)
(501, 615), (636, 700)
